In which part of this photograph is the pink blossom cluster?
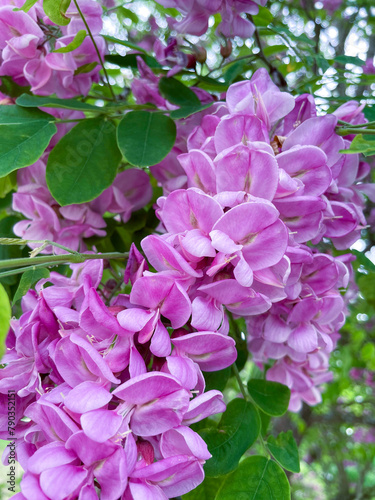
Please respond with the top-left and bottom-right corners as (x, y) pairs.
(1, 256), (234, 499)
(0, 0), (104, 97)
(154, 0), (267, 37)
(136, 67), (373, 410)
(12, 156), (152, 253)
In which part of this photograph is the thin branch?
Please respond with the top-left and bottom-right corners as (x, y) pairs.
(73, 0), (117, 101)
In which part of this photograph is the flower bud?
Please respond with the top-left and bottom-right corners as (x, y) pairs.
(220, 39), (232, 59)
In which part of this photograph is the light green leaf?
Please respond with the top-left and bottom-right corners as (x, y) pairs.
(263, 44), (289, 57)
(247, 379), (291, 416)
(46, 117), (121, 205)
(340, 134), (375, 157)
(17, 93), (104, 112)
(267, 431), (300, 473)
(117, 111), (176, 167)
(216, 456), (291, 500)
(117, 6), (139, 24)
(252, 6), (274, 26)
(0, 106), (57, 177)
(13, 267), (50, 304)
(15, 0), (39, 12)
(159, 77), (200, 108)
(0, 172), (17, 198)
(199, 398), (260, 477)
(0, 283), (11, 359)
(53, 30), (86, 53)
(43, 0), (71, 26)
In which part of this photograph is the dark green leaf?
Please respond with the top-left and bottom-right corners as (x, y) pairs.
(103, 35), (147, 54)
(216, 456), (291, 500)
(335, 55), (365, 66)
(0, 77), (31, 98)
(43, 0), (71, 26)
(117, 111), (176, 167)
(105, 53), (161, 69)
(17, 93), (105, 112)
(53, 30), (86, 53)
(183, 476), (225, 499)
(0, 106), (57, 177)
(223, 60), (251, 85)
(0, 283), (11, 359)
(200, 398), (260, 477)
(204, 367), (231, 392)
(46, 117), (121, 205)
(351, 250), (375, 273)
(267, 431), (300, 473)
(74, 62), (98, 75)
(247, 379), (290, 416)
(13, 267), (50, 304)
(159, 77), (200, 107)
(169, 102), (213, 120)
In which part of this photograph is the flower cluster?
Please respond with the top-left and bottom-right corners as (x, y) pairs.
(140, 67), (373, 410)
(0, 0), (104, 97)
(1, 256), (233, 499)
(13, 157), (152, 253)
(154, 0), (267, 37)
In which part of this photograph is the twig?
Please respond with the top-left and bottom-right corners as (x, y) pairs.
(73, 0), (117, 101)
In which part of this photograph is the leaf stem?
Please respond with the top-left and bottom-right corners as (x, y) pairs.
(0, 252), (129, 270)
(72, 0), (117, 102)
(336, 127), (375, 136)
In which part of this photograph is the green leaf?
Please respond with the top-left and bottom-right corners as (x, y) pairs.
(252, 5), (274, 26)
(335, 55), (365, 66)
(0, 172), (17, 198)
(183, 476), (225, 500)
(247, 379), (290, 416)
(159, 77), (200, 107)
(17, 93), (105, 112)
(117, 7), (139, 24)
(53, 29), (86, 53)
(43, 0), (71, 26)
(13, 267), (50, 304)
(105, 53), (161, 69)
(341, 134), (375, 157)
(0, 106), (57, 177)
(74, 62), (98, 75)
(15, 0), (39, 12)
(103, 35), (147, 54)
(204, 367), (231, 392)
(223, 60), (251, 85)
(200, 398), (260, 477)
(267, 431), (300, 473)
(46, 117), (121, 205)
(351, 250), (375, 273)
(117, 111), (176, 167)
(0, 283), (11, 359)
(169, 102), (213, 120)
(0, 77), (31, 98)
(263, 44), (288, 57)
(215, 456), (291, 500)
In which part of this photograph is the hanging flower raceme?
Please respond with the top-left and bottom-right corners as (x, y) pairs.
(0, 0), (104, 97)
(1, 256), (233, 500)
